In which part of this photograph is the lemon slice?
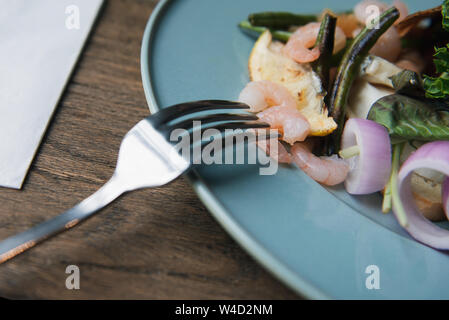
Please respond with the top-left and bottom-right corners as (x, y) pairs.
(248, 30), (337, 136)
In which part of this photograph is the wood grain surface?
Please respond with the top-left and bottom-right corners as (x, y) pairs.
(0, 0), (300, 299)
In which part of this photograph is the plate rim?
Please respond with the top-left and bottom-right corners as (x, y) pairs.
(140, 0), (330, 300)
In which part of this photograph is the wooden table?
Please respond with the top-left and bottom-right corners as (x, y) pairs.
(0, 0), (299, 299)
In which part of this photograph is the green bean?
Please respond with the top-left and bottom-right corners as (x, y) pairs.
(327, 7), (400, 154)
(248, 12), (317, 29)
(238, 20), (291, 42)
(312, 12), (337, 99)
(330, 39), (353, 67)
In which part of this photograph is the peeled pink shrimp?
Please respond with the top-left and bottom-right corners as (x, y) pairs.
(257, 139), (292, 164)
(354, 0), (408, 25)
(352, 25), (401, 62)
(283, 22), (346, 63)
(354, 0), (405, 62)
(238, 80), (310, 144)
(396, 50), (425, 73)
(275, 142), (292, 164)
(395, 60), (421, 73)
(392, 0), (408, 24)
(257, 105), (310, 145)
(291, 142), (350, 186)
(369, 26), (401, 62)
(352, 25), (401, 61)
(238, 80), (297, 112)
(283, 23), (321, 63)
(333, 27), (348, 53)
(354, 0), (388, 25)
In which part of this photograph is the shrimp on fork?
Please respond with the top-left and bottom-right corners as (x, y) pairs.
(238, 80), (310, 144)
(238, 80), (297, 112)
(257, 106), (310, 145)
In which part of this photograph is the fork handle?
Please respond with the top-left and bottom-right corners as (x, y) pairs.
(0, 175), (125, 264)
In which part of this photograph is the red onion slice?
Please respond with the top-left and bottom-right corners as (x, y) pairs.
(398, 141), (449, 249)
(340, 118), (392, 194)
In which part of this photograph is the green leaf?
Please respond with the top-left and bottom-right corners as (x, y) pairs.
(367, 94), (449, 142)
(423, 44), (449, 99)
(443, 0), (449, 31)
(424, 72), (449, 99)
(420, 2), (449, 98)
(433, 44), (449, 72)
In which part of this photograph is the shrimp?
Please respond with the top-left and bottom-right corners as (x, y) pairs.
(336, 13), (361, 38)
(353, 0), (404, 62)
(283, 23), (321, 63)
(354, 0), (408, 25)
(257, 139), (292, 164)
(369, 26), (401, 62)
(283, 22), (347, 63)
(392, 0), (408, 24)
(238, 80), (297, 112)
(238, 80), (310, 144)
(291, 142), (349, 186)
(257, 105), (310, 145)
(275, 142), (292, 164)
(396, 50), (425, 73)
(352, 24), (401, 62)
(395, 60), (421, 73)
(354, 0), (388, 25)
(333, 27), (348, 54)
(283, 22), (320, 63)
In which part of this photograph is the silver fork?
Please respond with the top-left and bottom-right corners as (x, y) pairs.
(0, 100), (268, 264)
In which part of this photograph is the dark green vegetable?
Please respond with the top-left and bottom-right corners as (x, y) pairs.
(423, 44), (449, 99)
(443, 0), (449, 31)
(312, 13), (337, 98)
(419, 1), (449, 99)
(326, 7), (400, 154)
(425, 72), (449, 98)
(248, 11), (317, 29)
(330, 39), (353, 67)
(367, 94), (449, 142)
(238, 20), (291, 42)
(390, 70), (426, 98)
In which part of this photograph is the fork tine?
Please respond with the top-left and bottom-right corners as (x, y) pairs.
(211, 121), (270, 131)
(168, 122), (278, 149)
(149, 100), (250, 125)
(163, 120), (271, 144)
(163, 112), (259, 132)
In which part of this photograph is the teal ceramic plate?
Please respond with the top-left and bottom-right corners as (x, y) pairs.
(141, 0), (449, 299)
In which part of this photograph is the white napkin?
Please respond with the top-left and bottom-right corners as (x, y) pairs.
(0, 0), (103, 189)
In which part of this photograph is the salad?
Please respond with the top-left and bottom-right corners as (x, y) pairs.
(237, 0), (449, 249)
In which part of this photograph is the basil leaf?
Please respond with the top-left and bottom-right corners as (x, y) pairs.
(424, 71), (449, 99)
(422, 2), (449, 99)
(367, 94), (449, 142)
(443, 0), (449, 31)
